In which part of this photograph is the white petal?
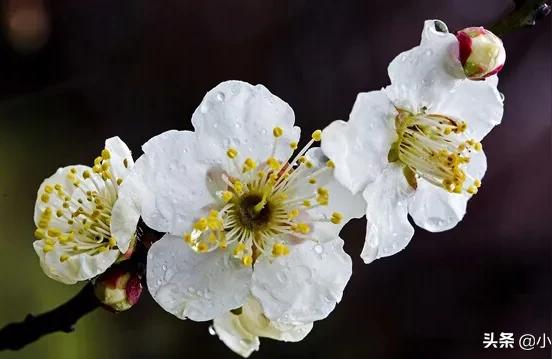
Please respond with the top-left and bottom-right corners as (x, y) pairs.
(251, 237), (351, 326)
(321, 90), (396, 194)
(361, 164), (415, 263)
(104, 136), (134, 181)
(237, 297), (313, 342)
(408, 151), (487, 232)
(34, 165), (92, 231)
(147, 234), (252, 321)
(386, 20), (462, 111)
(110, 171), (146, 253)
(434, 77), (504, 141)
(136, 130), (216, 234)
(213, 312), (260, 358)
(33, 241), (119, 284)
(191, 80), (300, 167)
(304, 148), (365, 241)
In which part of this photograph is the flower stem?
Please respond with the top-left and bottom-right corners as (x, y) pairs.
(490, 0), (551, 36)
(0, 283), (100, 351)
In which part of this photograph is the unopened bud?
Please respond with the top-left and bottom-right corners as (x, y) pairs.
(456, 27), (505, 80)
(94, 267), (142, 312)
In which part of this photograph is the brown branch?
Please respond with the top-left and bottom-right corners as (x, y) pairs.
(0, 283), (100, 350)
(491, 0), (551, 35)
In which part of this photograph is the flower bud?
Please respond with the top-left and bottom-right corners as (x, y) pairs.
(456, 27), (505, 80)
(94, 267), (142, 312)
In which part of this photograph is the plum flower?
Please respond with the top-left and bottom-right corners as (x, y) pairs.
(130, 81), (364, 324)
(33, 137), (140, 284)
(213, 297), (313, 357)
(321, 20), (504, 263)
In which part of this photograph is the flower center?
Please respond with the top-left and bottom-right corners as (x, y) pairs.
(183, 128), (342, 267)
(390, 108), (482, 194)
(34, 149), (129, 262)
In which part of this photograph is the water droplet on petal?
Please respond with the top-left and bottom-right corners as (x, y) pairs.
(276, 271), (288, 283)
(208, 325), (216, 335)
(200, 103), (209, 114)
(425, 49), (433, 56)
(314, 244), (323, 254)
(162, 264), (167, 271)
(216, 92), (225, 102)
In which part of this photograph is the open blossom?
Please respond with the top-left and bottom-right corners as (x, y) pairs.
(213, 297), (313, 357)
(128, 81), (364, 325)
(321, 20), (504, 263)
(33, 137), (140, 284)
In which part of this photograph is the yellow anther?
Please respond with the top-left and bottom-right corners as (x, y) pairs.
(54, 184), (62, 191)
(94, 157), (102, 166)
(273, 127), (284, 138)
(289, 208), (300, 219)
(267, 157), (280, 170)
(207, 217), (223, 231)
(303, 200), (311, 207)
(41, 193), (50, 203)
(305, 161), (314, 169)
(47, 228), (61, 237)
(243, 158), (257, 172)
(317, 197), (329, 206)
(56, 209), (64, 218)
(233, 180), (244, 195)
(317, 187), (329, 196)
(70, 167), (77, 174)
(326, 160), (335, 169)
(44, 185), (53, 194)
(308, 178), (317, 184)
(289, 141), (298, 150)
(38, 219), (49, 229)
(455, 122), (467, 133)
(474, 142), (482, 151)
(219, 239), (227, 249)
(242, 255), (253, 267)
(467, 185), (478, 194)
(444, 127), (452, 135)
(330, 212), (343, 224)
(272, 243), (290, 257)
(60, 255), (69, 262)
(297, 156), (306, 164)
(233, 242), (246, 255)
(108, 237), (117, 248)
(123, 158), (129, 168)
(294, 223), (311, 234)
(226, 148), (238, 159)
(101, 148), (111, 160)
(197, 242), (208, 253)
(83, 170), (91, 179)
(34, 229), (45, 240)
(43, 244), (54, 253)
(116, 178), (123, 185)
(207, 232), (217, 243)
(183, 233), (193, 244)
(221, 191), (234, 202)
(194, 218), (208, 231)
(101, 162), (110, 171)
(474, 179), (481, 188)
(311, 129), (322, 142)
(93, 164), (102, 173)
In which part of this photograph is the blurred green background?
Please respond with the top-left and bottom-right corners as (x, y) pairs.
(0, 0), (550, 358)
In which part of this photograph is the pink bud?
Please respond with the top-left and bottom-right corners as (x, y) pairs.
(94, 267), (142, 312)
(456, 27), (506, 80)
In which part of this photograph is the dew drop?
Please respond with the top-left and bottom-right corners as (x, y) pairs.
(276, 271), (288, 283)
(499, 92), (505, 102)
(200, 103), (209, 114)
(425, 49), (433, 56)
(208, 325), (216, 335)
(313, 244), (324, 255)
(216, 92), (225, 102)
(162, 264), (167, 271)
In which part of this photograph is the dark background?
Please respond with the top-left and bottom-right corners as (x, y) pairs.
(0, 0), (550, 358)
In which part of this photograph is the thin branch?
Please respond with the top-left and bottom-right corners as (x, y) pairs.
(491, 0), (551, 35)
(0, 283), (100, 350)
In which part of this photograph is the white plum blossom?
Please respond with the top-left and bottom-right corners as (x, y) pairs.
(321, 20), (504, 263)
(33, 137), (140, 284)
(131, 81), (364, 326)
(213, 297), (313, 357)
